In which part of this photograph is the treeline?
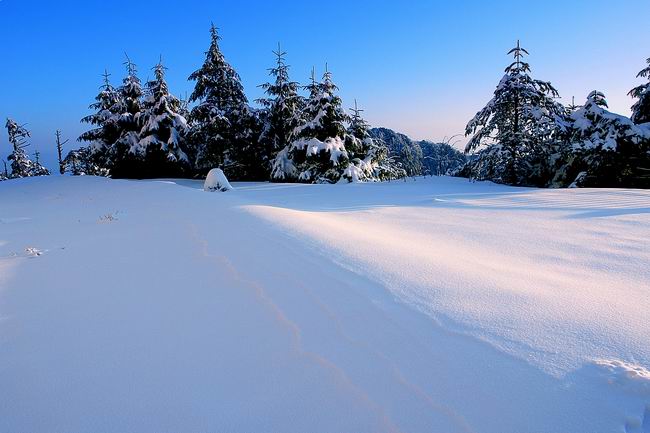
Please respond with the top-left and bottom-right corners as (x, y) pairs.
(369, 128), (466, 177)
(460, 42), (650, 188)
(2, 34), (649, 188)
(2, 25), (408, 184)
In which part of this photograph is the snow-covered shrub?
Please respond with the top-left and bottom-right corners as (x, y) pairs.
(204, 168), (233, 192)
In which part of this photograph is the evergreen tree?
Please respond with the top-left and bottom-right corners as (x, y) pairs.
(110, 56), (145, 177)
(567, 96), (580, 113)
(399, 141), (424, 177)
(272, 67), (350, 183)
(126, 60), (189, 178)
(560, 91), (650, 187)
(178, 92), (191, 119)
(78, 70), (121, 170)
(5, 118), (50, 178)
(257, 44), (304, 174)
(343, 100), (398, 181)
(187, 24), (256, 178)
(465, 41), (567, 185)
(63, 146), (110, 176)
(629, 57), (650, 125)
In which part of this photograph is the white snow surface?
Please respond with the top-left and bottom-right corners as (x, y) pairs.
(1, 175), (649, 433)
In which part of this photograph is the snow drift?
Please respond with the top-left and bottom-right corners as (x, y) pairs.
(0, 175), (648, 433)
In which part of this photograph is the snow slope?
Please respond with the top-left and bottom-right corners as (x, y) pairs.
(1, 176), (649, 433)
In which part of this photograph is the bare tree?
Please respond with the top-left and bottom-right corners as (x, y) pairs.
(55, 130), (69, 174)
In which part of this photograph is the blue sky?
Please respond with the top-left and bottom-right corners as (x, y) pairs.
(1, 0), (648, 169)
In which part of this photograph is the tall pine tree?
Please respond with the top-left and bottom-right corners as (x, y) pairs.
(188, 24), (256, 178)
(272, 67), (350, 183)
(343, 100), (397, 181)
(110, 55), (145, 177)
(128, 60), (190, 178)
(257, 44), (304, 175)
(78, 70), (121, 170)
(465, 41), (567, 185)
(629, 57), (650, 125)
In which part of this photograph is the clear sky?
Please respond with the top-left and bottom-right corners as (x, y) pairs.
(1, 0), (648, 169)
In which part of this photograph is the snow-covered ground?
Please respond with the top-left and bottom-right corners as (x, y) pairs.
(1, 175), (649, 433)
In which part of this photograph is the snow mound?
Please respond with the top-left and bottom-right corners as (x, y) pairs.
(203, 168), (233, 192)
(593, 359), (650, 393)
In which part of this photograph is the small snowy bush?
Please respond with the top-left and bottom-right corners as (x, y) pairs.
(204, 168), (233, 192)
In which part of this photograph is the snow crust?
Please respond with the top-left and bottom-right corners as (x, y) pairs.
(1, 175), (648, 433)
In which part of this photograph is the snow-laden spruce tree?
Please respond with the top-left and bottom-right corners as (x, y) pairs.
(465, 42), (567, 185)
(560, 91), (650, 187)
(629, 57), (650, 125)
(125, 60), (190, 178)
(399, 141), (423, 177)
(78, 70), (121, 171)
(257, 44), (304, 175)
(5, 118), (50, 178)
(342, 100), (398, 181)
(63, 147), (110, 176)
(109, 56), (145, 177)
(272, 68), (350, 183)
(188, 24), (257, 178)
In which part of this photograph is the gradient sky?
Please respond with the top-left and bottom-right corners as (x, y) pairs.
(1, 0), (648, 170)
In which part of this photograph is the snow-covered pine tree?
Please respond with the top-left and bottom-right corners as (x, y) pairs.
(342, 100), (397, 181)
(78, 70), (121, 172)
(399, 141), (424, 178)
(257, 44), (304, 175)
(178, 93), (191, 120)
(629, 57), (650, 125)
(188, 24), (258, 179)
(561, 91), (650, 187)
(125, 60), (190, 178)
(109, 56), (145, 177)
(567, 96), (580, 113)
(465, 41), (567, 186)
(62, 146), (109, 176)
(272, 67), (350, 183)
(5, 118), (50, 178)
